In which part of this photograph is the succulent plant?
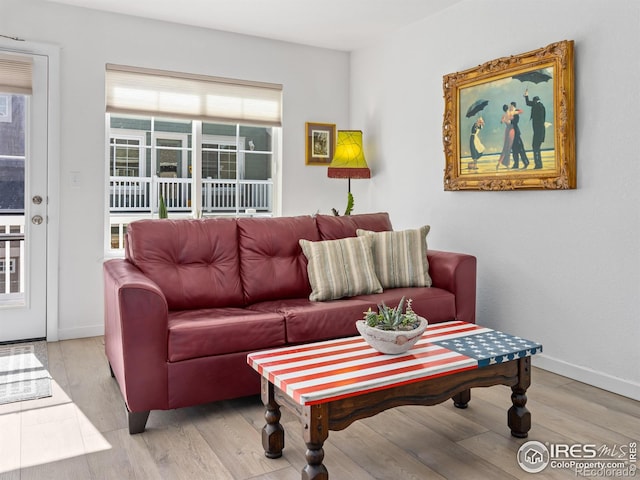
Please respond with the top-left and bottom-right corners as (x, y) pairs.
(363, 297), (419, 331)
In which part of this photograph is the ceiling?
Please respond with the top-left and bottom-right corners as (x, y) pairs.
(45, 0), (463, 51)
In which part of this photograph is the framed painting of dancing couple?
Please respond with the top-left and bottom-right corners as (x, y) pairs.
(442, 40), (575, 191)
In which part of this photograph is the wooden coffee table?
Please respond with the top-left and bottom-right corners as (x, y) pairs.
(247, 320), (542, 480)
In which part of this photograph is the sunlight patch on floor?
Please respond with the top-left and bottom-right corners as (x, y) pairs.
(0, 379), (111, 473)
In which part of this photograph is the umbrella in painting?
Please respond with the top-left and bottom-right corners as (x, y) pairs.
(465, 99), (489, 118)
(512, 70), (552, 84)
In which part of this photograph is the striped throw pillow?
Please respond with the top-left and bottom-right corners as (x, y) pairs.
(356, 226), (432, 288)
(299, 236), (382, 301)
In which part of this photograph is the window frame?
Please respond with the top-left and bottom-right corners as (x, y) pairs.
(109, 130), (146, 177)
(105, 113), (281, 255)
(202, 134), (245, 181)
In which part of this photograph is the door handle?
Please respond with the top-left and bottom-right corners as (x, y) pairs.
(32, 195), (43, 205)
(31, 215), (44, 225)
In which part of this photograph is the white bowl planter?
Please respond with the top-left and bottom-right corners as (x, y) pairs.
(355, 316), (428, 355)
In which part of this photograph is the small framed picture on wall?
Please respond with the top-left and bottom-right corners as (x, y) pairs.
(305, 122), (336, 165)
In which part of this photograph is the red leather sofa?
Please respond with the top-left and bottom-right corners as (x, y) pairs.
(103, 212), (476, 433)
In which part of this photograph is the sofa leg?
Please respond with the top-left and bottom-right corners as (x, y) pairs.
(127, 409), (150, 434)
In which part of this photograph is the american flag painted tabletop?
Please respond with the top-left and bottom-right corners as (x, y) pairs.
(247, 320), (542, 406)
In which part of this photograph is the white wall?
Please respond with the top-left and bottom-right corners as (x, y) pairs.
(351, 0), (640, 399)
(2, 0), (351, 338)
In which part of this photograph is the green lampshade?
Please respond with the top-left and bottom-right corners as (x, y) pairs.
(327, 130), (371, 179)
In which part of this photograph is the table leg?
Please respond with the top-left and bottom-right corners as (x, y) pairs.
(302, 404), (329, 480)
(261, 377), (285, 458)
(508, 356), (531, 438)
(452, 388), (471, 408)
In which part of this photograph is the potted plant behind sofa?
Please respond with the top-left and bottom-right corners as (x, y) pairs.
(330, 191), (355, 216)
(158, 194), (168, 219)
(356, 297), (428, 354)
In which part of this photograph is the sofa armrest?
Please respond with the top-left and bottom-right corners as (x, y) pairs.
(103, 258), (169, 412)
(427, 250), (477, 324)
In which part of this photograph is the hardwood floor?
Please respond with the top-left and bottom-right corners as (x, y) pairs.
(0, 336), (637, 479)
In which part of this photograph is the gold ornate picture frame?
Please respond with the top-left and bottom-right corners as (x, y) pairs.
(443, 40), (575, 190)
(305, 122), (336, 166)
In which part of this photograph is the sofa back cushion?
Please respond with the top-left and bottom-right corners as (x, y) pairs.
(238, 216), (320, 304)
(126, 218), (244, 310)
(316, 212), (393, 240)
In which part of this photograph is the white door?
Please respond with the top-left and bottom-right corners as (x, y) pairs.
(0, 51), (49, 342)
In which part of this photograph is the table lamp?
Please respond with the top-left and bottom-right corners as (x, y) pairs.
(327, 130), (370, 215)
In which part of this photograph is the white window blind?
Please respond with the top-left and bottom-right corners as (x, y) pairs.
(106, 64), (282, 127)
(0, 52), (33, 95)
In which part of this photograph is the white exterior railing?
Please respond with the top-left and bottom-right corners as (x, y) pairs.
(108, 176), (273, 251)
(201, 178), (272, 212)
(110, 176), (272, 214)
(157, 177), (192, 212)
(110, 176), (151, 211)
(0, 215), (24, 297)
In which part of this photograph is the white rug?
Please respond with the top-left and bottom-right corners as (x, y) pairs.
(0, 341), (52, 405)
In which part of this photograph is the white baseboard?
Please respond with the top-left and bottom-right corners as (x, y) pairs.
(56, 324), (104, 341)
(533, 354), (640, 401)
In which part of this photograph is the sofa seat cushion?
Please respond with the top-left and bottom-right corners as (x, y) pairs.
(352, 287), (456, 325)
(247, 298), (377, 344)
(168, 308), (286, 362)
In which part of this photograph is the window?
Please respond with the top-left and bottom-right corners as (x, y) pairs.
(203, 140), (237, 180)
(0, 95), (12, 123)
(108, 115), (274, 214)
(0, 94), (26, 212)
(110, 137), (142, 177)
(105, 65), (282, 252)
(0, 259), (16, 274)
